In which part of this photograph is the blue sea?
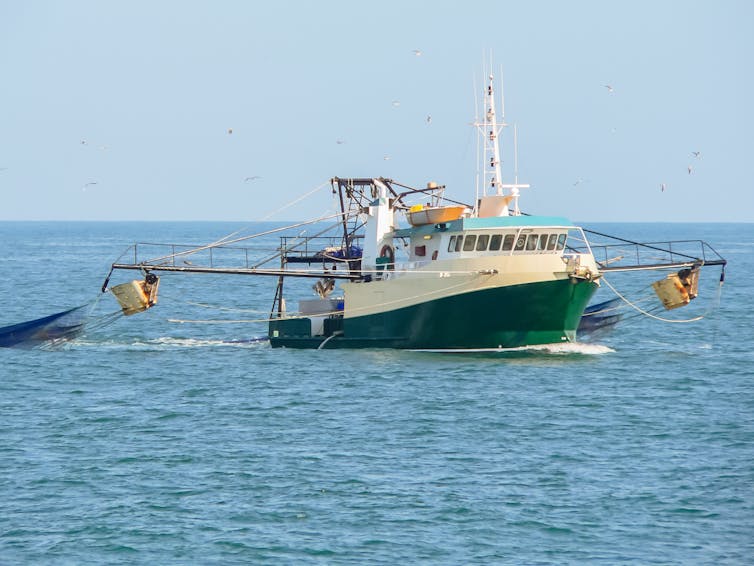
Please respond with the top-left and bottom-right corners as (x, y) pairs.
(1, 221), (752, 564)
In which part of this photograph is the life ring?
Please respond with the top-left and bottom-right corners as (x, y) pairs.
(379, 244), (394, 263)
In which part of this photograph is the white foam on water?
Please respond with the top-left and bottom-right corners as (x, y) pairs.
(524, 342), (615, 355)
(66, 335), (269, 350)
(412, 342), (615, 355)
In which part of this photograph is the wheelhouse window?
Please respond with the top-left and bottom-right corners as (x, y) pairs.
(547, 234), (558, 251)
(502, 234), (515, 251)
(462, 235), (477, 251)
(525, 234), (538, 251)
(489, 234), (502, 251)
(476, 234), (490, 251)
(454, 236), (464, 252)
(445, 231), (564, 254)
(557, 233), (567, 250)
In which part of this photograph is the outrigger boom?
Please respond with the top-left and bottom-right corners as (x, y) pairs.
(101, 175), (727, 350)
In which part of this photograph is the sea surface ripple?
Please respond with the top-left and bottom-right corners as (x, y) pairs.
(1, 222), (752, 564)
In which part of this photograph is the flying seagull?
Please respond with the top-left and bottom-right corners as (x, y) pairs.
(661, 183), (666, 192)
(426, 115), (432, 124)
(604, 84), (614, 94)
(244, 176), (262, 182)
(227, 128), (233, 135)
(336, 139), (346, 145)
(688, 165), (693, 175)
(412, 49), (422, 56)
(692, 151), (701, 158)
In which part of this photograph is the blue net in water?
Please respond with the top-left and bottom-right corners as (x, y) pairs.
(578, 297), (623, 336)
(0, 300), (121, 349)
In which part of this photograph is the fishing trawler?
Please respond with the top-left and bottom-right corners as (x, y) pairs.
(0, 69), (727, 350)
(97, 72), (726, 351)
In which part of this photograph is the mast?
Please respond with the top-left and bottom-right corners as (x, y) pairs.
(478, 73), (505, 197)
(473, 66), (529, 215)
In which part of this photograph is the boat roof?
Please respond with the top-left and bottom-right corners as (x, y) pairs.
(393, 215), (576, 237)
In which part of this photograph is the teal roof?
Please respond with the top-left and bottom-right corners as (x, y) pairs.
(393, 215), (575, 237)
(460, 216), (575, 229)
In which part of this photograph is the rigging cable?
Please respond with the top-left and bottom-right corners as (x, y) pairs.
(259, 181), (330, 221)
(601, 272), (724, 324)
(143, 210), (353, 265)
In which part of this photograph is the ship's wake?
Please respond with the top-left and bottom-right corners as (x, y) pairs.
(411, 342), (615, 356)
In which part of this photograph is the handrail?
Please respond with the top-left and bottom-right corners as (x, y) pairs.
(578, 239), (727, 271)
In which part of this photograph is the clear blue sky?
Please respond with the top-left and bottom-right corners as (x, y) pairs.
(1, 1), (751, 222)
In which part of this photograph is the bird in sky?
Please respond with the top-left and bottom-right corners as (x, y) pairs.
(336, 139), (346, 145)
(688, 165), (693, 175)
(412, 49), (422, 56)
(392, 100), (400, 107)
(82, 181), (98, 191)
(661, 183), (666, 192)
(80, 140), (87, 145)
(227, 128), (233, 135)
(604, 84), (614, 94)
(426, 115), (432, 124)
(383, 155), (391, 161)
(244, 176), (262, 182)
(692, 151), (701, 158)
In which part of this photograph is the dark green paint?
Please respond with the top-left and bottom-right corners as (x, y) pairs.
(269, 278), (597, 349)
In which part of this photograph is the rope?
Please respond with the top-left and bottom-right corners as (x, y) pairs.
(260, 181), (330, 220)
(183, 181), (331, 251)
(601, 275), (720, 324)
(160, 295), (270, 314)
(168, 317), (273, 324)
(143, 210), (353, 265)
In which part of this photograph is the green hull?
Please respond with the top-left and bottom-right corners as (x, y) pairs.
(269, 278), (597, 349)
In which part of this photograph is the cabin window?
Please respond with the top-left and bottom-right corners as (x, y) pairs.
(462, 235), (477, 251)
(547, 234), (558, 251)
(538, 234), (549, 250)
(502, 234), (515, 251)
(455, 236), (464, 252)
(489, 234), (502, 251)
(526, 234), (538, 251)
(447, 235), (456, 252)
(476, 234), (490, 251)
(557, 234), (567, 250)
(515, 235), (526, 251)
(415, 245), (426, 257)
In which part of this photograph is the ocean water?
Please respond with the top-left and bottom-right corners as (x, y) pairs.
(0, 221), (752, 564)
